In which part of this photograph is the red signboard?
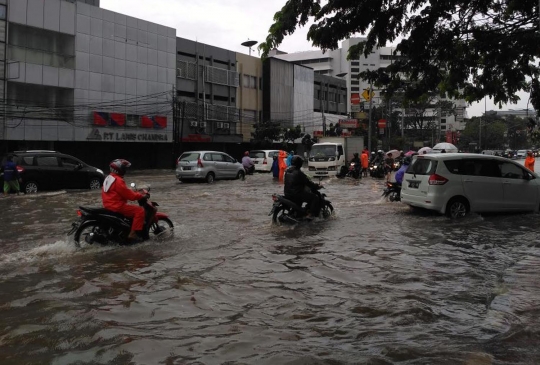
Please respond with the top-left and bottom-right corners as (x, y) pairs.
(93, 111), (109, 126)
(339, 119), (359, 129)
(350, 93), (361, 104)
(141, 115), (167, 129)
(110, 113), (126, 127)
(378, 119), (387, 128)
(313, 130), (324, 137)
(181, 134), (211, 142)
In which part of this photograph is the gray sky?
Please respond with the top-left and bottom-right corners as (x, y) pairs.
(100, 0), (532, 118)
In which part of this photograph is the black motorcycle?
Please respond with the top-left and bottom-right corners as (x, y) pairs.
(369, 162), (385, 178)
(269, 187), (334, 225)
(382, 181), (401, 202)
(68, 184), (173, 246)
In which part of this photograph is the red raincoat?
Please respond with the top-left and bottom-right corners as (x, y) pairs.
(102, 172), (146, 231)
(278, 150), (288, 182)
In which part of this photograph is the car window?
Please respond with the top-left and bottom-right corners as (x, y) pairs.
(223, 154), (234, 163)
(268, 151), (278, 158)
(203, 153), (212, 161)
(407, 158), (437, 175)
(179, 153), (199, 162)
(211, 153), (224, 162)
(499, 161), (527, 179)
(250, 151), (265, 158)
(444, 160), (461, 174)
(60, 157), (80, 168)
(36, 156), (59, 166)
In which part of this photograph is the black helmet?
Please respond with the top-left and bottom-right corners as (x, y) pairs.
(291, 155), (304, 169)
(354, 152), (359, 157)
(403, 156), (412, 165)
(109, 159), (131, 176)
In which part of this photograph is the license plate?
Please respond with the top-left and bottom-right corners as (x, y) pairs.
(183, 166), (191, 170)
(409, 181), (419, 188)
(315, 172), (328, 175)
(254, 161), (259, 164)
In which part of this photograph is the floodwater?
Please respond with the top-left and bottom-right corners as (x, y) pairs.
(1, 168), (540, 365)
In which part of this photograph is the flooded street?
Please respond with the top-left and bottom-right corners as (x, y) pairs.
(1, 169), (540, 365)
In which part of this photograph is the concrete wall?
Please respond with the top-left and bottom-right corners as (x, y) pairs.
(293, 64), (314, 132)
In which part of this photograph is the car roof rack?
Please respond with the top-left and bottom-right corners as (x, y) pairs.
(14, 150), (58, 153)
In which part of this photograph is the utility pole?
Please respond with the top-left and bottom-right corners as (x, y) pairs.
(368, 84), (373, 152)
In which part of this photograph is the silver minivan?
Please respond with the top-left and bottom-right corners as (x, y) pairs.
(176, 151), (245, 183)
(401, 153), (540, 218)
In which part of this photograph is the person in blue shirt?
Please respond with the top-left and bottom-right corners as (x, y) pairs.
(2, 154), (21, 196)
(271, 155), (279, 179)
(286, 151), (294, 167)
(395, 156), (411, 185)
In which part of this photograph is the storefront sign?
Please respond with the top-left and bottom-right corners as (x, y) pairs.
(86, 129), (169, 142)
(339, 119), (359, 128)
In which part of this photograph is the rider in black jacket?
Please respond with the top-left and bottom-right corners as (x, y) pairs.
(284, 155), (322, 218)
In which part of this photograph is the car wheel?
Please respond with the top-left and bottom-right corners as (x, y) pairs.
(446, 197), (469, 218)
(89, 178), (101, 190)
(205, 172), (215, 184)
(237, 170), (245, 180)
(23, 181), (39, 194)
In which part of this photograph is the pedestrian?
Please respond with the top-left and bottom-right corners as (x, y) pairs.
(525, 150), (535, 172)
(278, 150), (288, 182)
(384, 152), (394, 182)
(2, 154), (21, 197)
(271, 155), (279, 179)
(361, 149), (369, 177)
(286, 150), (294, 167)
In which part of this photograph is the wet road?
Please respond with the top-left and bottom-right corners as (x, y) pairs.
(1, 168), (540, 365)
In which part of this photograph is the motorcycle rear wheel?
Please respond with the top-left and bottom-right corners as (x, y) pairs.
(272, 206), (291, 225)
(74, 221), (108, 246)
(321, 202), (334, 218)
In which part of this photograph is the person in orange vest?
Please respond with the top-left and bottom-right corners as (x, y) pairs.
(361, 149), (369, 177)
(525, 150), (535, 171)
(278, 150), (288, 181)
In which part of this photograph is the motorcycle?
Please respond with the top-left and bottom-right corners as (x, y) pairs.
(68, 183), (173, 245)
(382, 181), (401, 202)
(346, 162), (361, 179)
(269, 186), (334, 225)
(369, 162), (385, 178)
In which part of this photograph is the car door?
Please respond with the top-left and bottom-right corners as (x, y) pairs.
(222, 153), (239, 177)
(59, 156), (85, 188)
(211, 153), (227, 178)
(35, 155), (63, 189)
(498, 160), (538, 211)
(459, 158), (504, 212)
(202, 152), (217, 177)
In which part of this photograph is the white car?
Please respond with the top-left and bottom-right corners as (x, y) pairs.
(249, 150), (280, 172)
(516, 150), (527, 158)
(401, 153), (540, 218)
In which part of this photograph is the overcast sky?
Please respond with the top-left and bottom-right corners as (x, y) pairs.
(101, 0), (533, 118)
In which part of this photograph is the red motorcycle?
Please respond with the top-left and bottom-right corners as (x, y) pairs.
(68, 184), (173, 245)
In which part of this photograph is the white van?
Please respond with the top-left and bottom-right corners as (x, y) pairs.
(249, 150), (280, 172)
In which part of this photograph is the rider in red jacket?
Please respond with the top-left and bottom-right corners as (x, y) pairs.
(102, 159), (146, 241)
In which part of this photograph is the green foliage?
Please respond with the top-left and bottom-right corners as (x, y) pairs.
(252, 122), (303, 149)
(260, 0), (540, 109)
(459, 115), (528, 150)
(529, 129), (540, 146)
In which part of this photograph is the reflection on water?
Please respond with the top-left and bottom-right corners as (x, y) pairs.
(1, 171), (540, 364)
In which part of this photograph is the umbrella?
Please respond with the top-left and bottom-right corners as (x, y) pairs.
(432, 142), (458, 153)
(418, 147), (432, 155)
(386, 149), (401, 159)
(404, 150), (417, 157)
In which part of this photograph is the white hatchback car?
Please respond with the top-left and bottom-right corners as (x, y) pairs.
(401, 153), (540, 218)
(249, 150), (280, 172)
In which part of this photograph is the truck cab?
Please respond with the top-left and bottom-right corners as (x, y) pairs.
(307, 143), (345, 177)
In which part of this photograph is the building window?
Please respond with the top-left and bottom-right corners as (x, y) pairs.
(351, 61), (359, 66)
(243, 74), (250, 88)
(351, 80), (359, 85)
(351, 68), (359, 73)
(0, 5), (5, 20)
(351, 87), (359, 92)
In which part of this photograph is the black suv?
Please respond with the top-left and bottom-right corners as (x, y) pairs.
(1, 151), (105, 194)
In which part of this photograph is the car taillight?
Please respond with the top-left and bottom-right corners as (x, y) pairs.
(263, 158), (267, 165)
(176, 157), (180, 167)
(77, 210), (82, 216)
(16, 165), (24, 173)
(428, 174), (448, 185)
(197, 158), (204, 168)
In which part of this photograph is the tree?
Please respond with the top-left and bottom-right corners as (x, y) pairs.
(251, 120), (282, 147)
(260, 0), (540, 109)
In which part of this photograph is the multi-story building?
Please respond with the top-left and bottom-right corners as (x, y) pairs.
(271, 37), (467, 134)
(262, 56), (347, 137)
(1, 0), (176, 168)
(236, 52), (262, 143)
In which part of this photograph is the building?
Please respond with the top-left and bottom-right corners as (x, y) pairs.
(262, 57), (346, 136)
(1, 0), (176, 169)
(271, 37), (467, 134)
(236, 52), (263, 143)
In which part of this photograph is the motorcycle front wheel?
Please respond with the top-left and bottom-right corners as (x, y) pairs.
(74, 221), (109, 246)
(321, 202), (334, 219)
(272, 206), (291, 225)
(150, 217), (174, 238)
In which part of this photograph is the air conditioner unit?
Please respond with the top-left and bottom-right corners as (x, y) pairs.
(216, 122), (224, 129)
(199, 122), (207, 128)
(189, 121), (198, 127)
(223, 123), (230, 129)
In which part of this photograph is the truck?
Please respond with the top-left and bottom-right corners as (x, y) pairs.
(306, 136), (364, 177)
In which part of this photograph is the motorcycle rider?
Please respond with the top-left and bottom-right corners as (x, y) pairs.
(284, 155), (322, 219)
(351, 152), (361, 178)
(102, 159), (147, 242)
(394, 156), (411, 185)
(241, 151), (255, 175)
